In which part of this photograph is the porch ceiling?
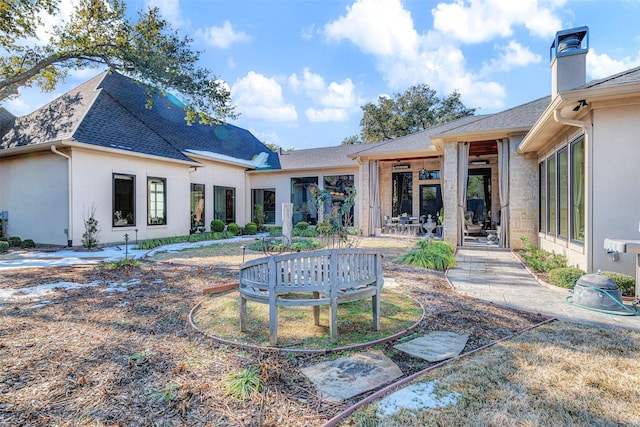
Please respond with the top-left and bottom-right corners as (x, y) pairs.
(469, 140), (497, 156)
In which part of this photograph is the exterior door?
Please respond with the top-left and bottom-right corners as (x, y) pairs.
(420, 184), (443, 224)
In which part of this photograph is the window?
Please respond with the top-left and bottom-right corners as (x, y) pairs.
(191, 183), (205, 233)
(547, 156), (556, 235)
(148, 177), (166, 225)
(113, 174), (135, 227)
(571, 138), (585, 242)
(252, 189), (276, 224)
(214, 186), (235, 223)
(392, 172), (413, 217)
(323, 175), (355, 225)
(291, 177), (318, 225)
(539, 162), (546, 233)
(539, 135), (585, 243)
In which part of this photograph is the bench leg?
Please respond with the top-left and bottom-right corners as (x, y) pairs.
(372, 293), (381, 331)
(313, 291), (320, 326)
(239, 294), (247, 332)
(329, 299), (337, 343)
(269, 296), (278, 346)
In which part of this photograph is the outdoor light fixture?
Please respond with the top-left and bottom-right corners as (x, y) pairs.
(573, 99), (589, 111)
(393, 164), (410, 170)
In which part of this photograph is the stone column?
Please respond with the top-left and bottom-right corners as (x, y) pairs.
(282, 202), (293, 245)
(442, 142), (458, 248)
(508, 134), (538, 249)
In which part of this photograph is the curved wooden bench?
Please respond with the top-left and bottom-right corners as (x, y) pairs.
(239, 248), (384, 345)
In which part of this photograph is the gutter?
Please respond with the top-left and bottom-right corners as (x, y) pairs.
(50, 145), (73, 247)
(553, 109), (593, 273)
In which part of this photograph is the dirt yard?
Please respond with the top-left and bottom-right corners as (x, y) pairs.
(0, 239), (549, 426)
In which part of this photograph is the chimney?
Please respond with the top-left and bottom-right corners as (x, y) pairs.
(550, 26), (589, 98)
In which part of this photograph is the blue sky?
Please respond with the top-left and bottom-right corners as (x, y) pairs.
(4, 0), (640, 150)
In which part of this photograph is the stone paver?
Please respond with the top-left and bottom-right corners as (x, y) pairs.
(394, 331), (470, 362)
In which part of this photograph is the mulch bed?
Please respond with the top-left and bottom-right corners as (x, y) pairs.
(0, 259), (549, 426)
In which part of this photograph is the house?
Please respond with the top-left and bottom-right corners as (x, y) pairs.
(0, 71), (279, 246)
(2, 27), (640, 294)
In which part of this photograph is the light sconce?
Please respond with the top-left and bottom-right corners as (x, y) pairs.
(572, 99), (588, 112)
(393, 164), (410, 170)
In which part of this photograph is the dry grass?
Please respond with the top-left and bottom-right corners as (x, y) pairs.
(343, 322), (640, 426)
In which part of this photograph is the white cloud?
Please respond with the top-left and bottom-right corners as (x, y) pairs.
(146, 0), (186, 28)
(231, 72), (297, 121)
(481, 40), (543, 74)
(432, 0), (564, 44)
(289, 68), (360, 109)
(196, 20), (250, 49)
(323, 0), (419, 60)
(305, 108), (348, 122)
(587, 48), (640, 80)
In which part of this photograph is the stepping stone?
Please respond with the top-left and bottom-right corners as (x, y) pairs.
(394, 331), (470, 362)
(301, 350), (403, 403)
(377, 380), (460, 417)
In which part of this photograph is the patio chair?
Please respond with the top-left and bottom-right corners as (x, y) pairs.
(464, 211), (483, 235)
(383, 216), (396, 234)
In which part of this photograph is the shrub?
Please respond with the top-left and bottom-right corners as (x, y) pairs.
(268, 226), (282, 236)
(548, 267), (585, 289)
(211, 219), (225, 233)
(600, 271), (635, 296)
(21, 239), (36, 249)
(8, 236), (21, 247)
(245, 222), (258, 235)
(227, 222), (239, 235)
(519, 236), (567, 272)
(82, 204), (100, 249)
(295, 221), (309, 231)
(398, 240), (457, 271)
(0, 241), (8, 253)
(293, 227), (319, 238)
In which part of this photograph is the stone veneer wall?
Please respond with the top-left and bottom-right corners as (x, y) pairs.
(442, 142), (458, 247)
(508, 134), (538, 249)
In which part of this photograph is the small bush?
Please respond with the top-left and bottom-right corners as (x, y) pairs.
(211, 219), (225, 233)
(0, 241), (8, 253)
(295, 221), (309, 231)
(21, 239), (36, 249)
(519, 236), (567, 272)
(224, 368), (261, 400)
(548, 267), (585, 289)
(245, 222), (258, 235)
(268, 226), (282, 236)
(293, 227), (319, 238)
(227, 222), (239, 235)
(600, 271), (635, 296)
(398, 240), (457, 271)
(8, 236), (21, 247)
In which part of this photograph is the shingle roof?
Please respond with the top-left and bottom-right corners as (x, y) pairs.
(277, 144), (364, 170)
(575, 65), (640, 90)
(0, 71), (280, 168)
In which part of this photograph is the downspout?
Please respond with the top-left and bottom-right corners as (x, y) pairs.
(553, 109), (592, 272)
(51, 145), (73, 247)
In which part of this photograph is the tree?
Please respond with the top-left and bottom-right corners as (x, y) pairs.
(359, 84), (475, 143)
(340, 134), (361, 145)
(0, 0), (236, 124)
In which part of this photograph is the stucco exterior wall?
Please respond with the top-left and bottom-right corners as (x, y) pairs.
(70, 148), (192, 246)
(590, 101), (640, 277)
(0, 151), (68, 245)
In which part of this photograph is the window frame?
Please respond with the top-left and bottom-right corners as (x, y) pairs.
(112, 173), (136, 227)
(147, 177), (167, 226)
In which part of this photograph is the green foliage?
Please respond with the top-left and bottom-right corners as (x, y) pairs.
(245, 222), (258, 235)
(8, 236), (21, 247)
(227, 222), (239, 236)
(20, 239), (36, 248)
(128, 349), (153, 364)
(0, 0), (236, 123)
(247, 238), (321, 253)
(398, 240), (457, 271)
(295, 221), (309, 231)
(315, 186), (357, 248)
(293, 227), (318, 238)
(211, 219), (225, 233)
(360, 84), (476, 143)
(136, 232), (233, 250)
(289, 239), (322, 251)
(268, 226), (282, 236)
(548, 267), (585, 289)
(81, 204), (99, 249)
(0, 241), (8, 253)
(341, 134), (362, 145)
(98, 259), (142, 270)
(224, 368), (261, 400)
(149, 383), (180, 402)
(253, 204), (266, 230)
(519, 236), (567, 273)
(600, 271), (636, 296)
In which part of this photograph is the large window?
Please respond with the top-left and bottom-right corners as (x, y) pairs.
(539, 135), (585, 243)
(291, 177), (318, 225)
(252, 189), (276, 224)
(392, 172), (413, 217)
(191, 183), (205, 233)
(323, 175), (355, 225)
(214, 186), (235, 223)
(113, 174), (135, 227)
(147, 177), (166, 225)
(571, 138), (585, 242)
